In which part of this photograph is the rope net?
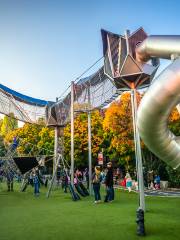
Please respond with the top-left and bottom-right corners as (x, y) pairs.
(46, 66), (120, 127)
(0, 87), (52, 124)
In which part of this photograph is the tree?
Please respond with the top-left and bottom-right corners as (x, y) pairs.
(64, 110), (104, 167)
(0, 135), (6, 156)
(0, 113), (18, 137)
(4, 123), (54, 156)
(103, 92), (142, 170)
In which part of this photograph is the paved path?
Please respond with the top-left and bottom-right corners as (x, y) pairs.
(145, 190), (180, 197)
(115, 186), (180, 197)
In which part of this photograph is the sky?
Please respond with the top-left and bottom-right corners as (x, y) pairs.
(0, 0), (180, 101)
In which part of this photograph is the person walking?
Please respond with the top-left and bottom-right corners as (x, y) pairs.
(92, 166), (102, 203)
(104, 162), (114, 202)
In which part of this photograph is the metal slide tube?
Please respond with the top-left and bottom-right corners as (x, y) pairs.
(136, 36), (180, 62)
(137, 58), (180, 170)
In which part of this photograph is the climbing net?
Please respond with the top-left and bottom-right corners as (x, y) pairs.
(0, 84), (53, 124)
(47, 64), (122, 127)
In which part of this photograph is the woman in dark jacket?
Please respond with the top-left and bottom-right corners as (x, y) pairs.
(104, 162), (114, 202)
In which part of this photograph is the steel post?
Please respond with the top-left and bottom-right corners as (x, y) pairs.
(131, 89), (145, 211)
(70, 81), (75, 186)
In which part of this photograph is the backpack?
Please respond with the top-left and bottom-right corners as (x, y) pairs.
(92, 173), (101, 184)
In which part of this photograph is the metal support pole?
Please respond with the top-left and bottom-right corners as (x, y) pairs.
(53, 126), (59, 176)
(88, 89), (92, 194)
(125, 29), (130, 55)
(88, 112), (92, 194)
(53, 97), (59, 177)
(46, 154), (61, 198)
(59, 127), (65, 157)
(130, 90), (138, 172)
(131, 88), (145, 211)
(70, 81), (75, 186)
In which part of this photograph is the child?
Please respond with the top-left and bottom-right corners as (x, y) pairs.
(154, 175), (160, 189)
(92, 166), (102, 203)
(33, 170), (40, 197)
(125, 172), (132, 192)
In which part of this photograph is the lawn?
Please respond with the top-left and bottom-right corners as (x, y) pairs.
(0, 183), (179, 240)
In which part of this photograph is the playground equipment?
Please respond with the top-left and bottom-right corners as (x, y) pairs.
(0, 83), (53, 124)
(0, 136), (54, 192)
(1, 27), (180, 236)
(46, 153), (88, 201)
(137, 36), (180, 170)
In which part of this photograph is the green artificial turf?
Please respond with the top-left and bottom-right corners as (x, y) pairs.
(0, 183), (180, 240)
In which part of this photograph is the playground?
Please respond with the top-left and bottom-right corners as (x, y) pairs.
(0, 183), (180, 240)
(1, 1), (180, 239)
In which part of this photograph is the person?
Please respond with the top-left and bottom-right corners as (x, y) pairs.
(33, 170), (40, 196)
(154, 174), (160, 189)
(100, 169), (106, 183)
(6, 169), (14, 191)
(75, 169), (83, 181)
(92, 166), (102, 203)
(28, 172), (34, 187)
(0, 168), (3, 182)
(147, 170), (154, 189)
(84, 168), (89, 189)
(56, 165), (61, 185)
(125, 172), (132, 192)
(62, 170), (69, 193)
(104, 162), (114, 202)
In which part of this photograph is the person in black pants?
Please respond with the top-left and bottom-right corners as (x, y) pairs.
(92, 166), (102, 203)
(6, 170), (14, 192)
(104, 162), (114, 202)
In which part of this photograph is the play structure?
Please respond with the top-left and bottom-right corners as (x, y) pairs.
(1, 27), (180, 235)
(136, 36), (180, 170)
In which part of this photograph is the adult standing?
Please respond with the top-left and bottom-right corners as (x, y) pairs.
(6, 169), (14, 192)
(92, 166), (102, 203)
(33, 170), (40, 197)
(104, 162), (114, 202)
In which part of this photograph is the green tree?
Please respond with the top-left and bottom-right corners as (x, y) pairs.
(103, 92), (142, 170)
(4, 123), (54, 156)
(1, 113), (18, 137)
(64, 110), (104, 167)
(0, 135), (6, 156)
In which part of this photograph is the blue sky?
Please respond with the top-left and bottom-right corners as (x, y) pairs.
(0, 0), (179, 101)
